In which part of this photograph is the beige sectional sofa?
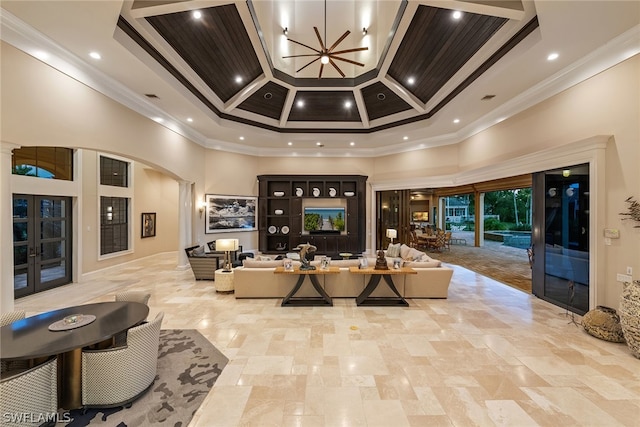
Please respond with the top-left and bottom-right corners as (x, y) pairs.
(234, 244), (453, 299)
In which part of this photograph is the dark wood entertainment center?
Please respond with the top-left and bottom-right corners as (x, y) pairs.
(258, 175), (367, 257)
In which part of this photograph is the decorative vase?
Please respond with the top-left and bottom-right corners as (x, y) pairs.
(619, 280), (640, 358)
(581, 306), (625, 343)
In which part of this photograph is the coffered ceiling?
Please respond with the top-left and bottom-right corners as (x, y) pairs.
(1, 1), (639, 156)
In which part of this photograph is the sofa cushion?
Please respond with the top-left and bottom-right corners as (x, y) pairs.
(330, 259), (361, 267)
(387, 243), (401, 258)
(243, 259), (284, 268)
(403, 260), (442, 268)
(257, 255), (274, 261)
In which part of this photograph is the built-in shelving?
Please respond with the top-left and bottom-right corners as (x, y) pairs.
(258, 175), (367, 256)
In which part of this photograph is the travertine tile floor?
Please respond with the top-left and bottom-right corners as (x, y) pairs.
(14, 253), (640, 426)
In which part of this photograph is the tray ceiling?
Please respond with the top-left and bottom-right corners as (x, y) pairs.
(120, 0), (532, 133)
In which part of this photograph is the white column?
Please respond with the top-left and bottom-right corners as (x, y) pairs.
(1, 142), (19, 313)
(177, 180), (192, 270)
(478, 193), (485, 247)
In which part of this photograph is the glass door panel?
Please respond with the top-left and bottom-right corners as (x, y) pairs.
(532, 164), (589, 314)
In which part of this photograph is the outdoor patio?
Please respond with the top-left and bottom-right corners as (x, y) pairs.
(423, 230), (532, 293)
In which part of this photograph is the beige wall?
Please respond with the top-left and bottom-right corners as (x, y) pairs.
(80, 151), (179, 273)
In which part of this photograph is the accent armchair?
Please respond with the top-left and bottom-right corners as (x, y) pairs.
(81, 311), (164, 408)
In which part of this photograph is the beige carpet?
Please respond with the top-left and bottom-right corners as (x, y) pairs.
(422, 232), (532, 293)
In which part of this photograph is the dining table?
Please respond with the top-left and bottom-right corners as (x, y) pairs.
(0, 301), (149, 409)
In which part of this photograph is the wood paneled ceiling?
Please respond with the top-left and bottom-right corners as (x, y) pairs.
(118, 0), (535, 133)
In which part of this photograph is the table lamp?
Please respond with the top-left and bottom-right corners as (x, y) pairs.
(386, 228), (397, 244)
(216, 238), (238, 272)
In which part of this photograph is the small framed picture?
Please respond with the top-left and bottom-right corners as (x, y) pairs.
(141, 212), (156, 238)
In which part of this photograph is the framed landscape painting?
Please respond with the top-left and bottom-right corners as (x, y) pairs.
(205, 194), (257, 233)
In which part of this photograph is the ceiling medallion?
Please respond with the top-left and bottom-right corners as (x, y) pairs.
(283, 0), (368, 78)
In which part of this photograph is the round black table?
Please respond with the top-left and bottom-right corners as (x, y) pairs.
(0, 301), (149, 409)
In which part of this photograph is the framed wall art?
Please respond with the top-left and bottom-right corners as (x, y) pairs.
(205, 194), (257, 233)
(141, 212), (156, 238)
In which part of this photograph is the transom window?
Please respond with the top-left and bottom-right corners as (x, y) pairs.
(12, 147), (73, 180)
(100, 156), (128, 187)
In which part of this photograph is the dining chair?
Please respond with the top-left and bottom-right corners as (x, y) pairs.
(1, 311), (30, 374)
(115, 290), (151, 305)
(0, 357), (58, 425)
(443, 231), (452, 251)
(1, 310), (26, 327)
(113, 291), (151, 346)
(81, 311), (164, 408)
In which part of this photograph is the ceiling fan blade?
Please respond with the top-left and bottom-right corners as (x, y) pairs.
(330, 47), (369, 55)
(287, 38), (321, 53)
(282, 54), (320, 59)
(329, 59), (345, 78)
(327, 30), (351, 52)
(313, 27), (326, 51)
(330, 56), (365, 67)
(318, 63), (324, 79)
(296, 57), (321, 73)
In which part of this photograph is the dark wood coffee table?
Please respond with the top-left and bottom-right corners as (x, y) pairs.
(275, 266), (339, 306)
(349, 266), (416, 306)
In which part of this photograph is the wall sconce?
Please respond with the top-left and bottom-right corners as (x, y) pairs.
(386, 228), (397, 244)
(216, 238), (239, 272)
(283, 27), (288, 35)
(562, 169), (571, 177)
(198, 200), (206, 218)
(362, 27), (367, 35)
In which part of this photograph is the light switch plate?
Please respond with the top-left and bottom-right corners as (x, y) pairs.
(604, 228), (620, 238)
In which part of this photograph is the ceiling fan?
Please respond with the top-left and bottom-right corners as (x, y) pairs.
(282, 1), (368, 78)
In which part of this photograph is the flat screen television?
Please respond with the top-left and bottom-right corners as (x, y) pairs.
(303, 207), (346, 233)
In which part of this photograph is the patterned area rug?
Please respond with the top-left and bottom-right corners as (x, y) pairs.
(67, 329), (228, 426)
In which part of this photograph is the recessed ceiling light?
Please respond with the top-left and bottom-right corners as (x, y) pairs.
(287, 142), (293, 146)
(235, 76), (243, 84)
(187, 117), (193, 122)
(452, 11), (462, 20)
(239, 136), (245, 140)
(193, 10), (202, 19)
(344, 101), (352, 108)
(316, 141), (323, 146)
(403, 136), (409, 141)
(153, 117), (164, 123)
(407, 77), (415, 85)
(297, 100), (304, 108)
(89, 51), (101, 60)
(453, 118), (460, 124)
(350, 142), (355, 146)
(547, 52), (559, 61)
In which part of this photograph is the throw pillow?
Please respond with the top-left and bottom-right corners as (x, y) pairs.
(387, 243), (401, 258)
(192, 246), (205, 256)
(399, 244), (412, 260)
(257, 255), (273, 261)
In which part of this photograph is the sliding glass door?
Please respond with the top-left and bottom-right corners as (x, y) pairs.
(531, 164), (589, 314)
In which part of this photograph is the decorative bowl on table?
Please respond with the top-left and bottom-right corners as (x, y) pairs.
(273, 191), (285, 197)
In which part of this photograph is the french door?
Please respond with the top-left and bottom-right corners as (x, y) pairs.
(531, 164), (589, 315)
(13, 195), (72, 298)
